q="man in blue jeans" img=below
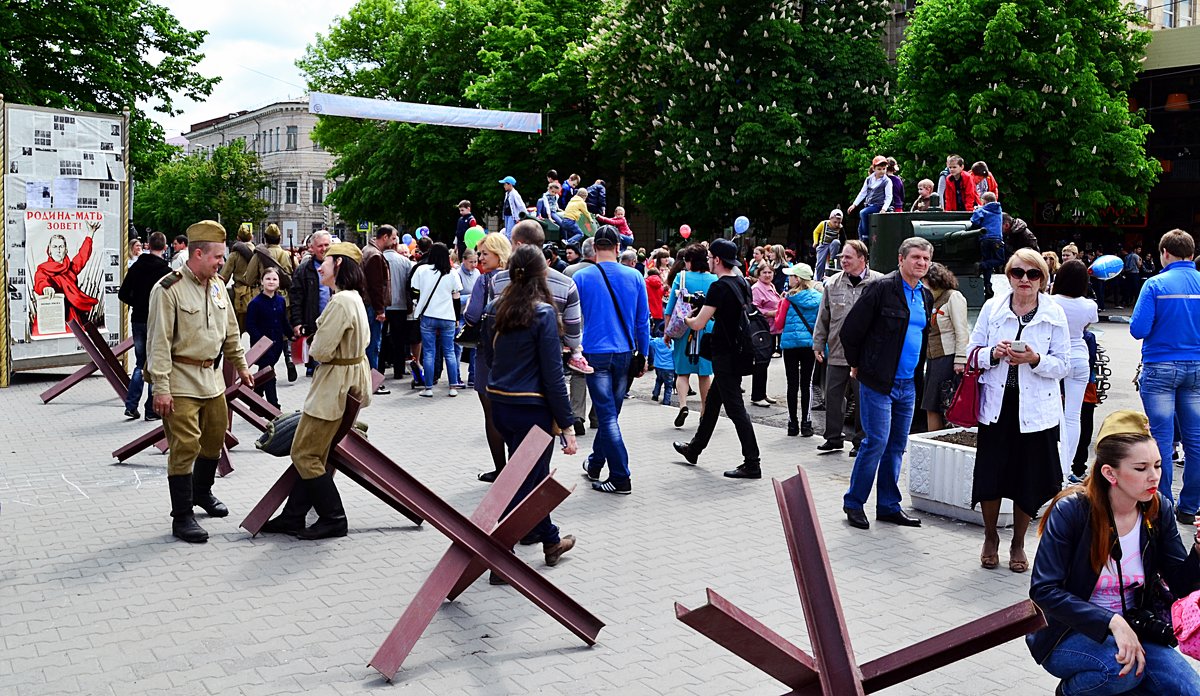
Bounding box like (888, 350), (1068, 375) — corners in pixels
(1131, 229), (1200, 522)
(361, 224), (395, 394)
(572, 226), (650, 494)
(838, 237), (934, 530)
(118, 231), (171, 420)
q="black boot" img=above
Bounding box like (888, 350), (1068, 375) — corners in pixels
(285, 357), (298, 383)
(801, 420), (814, 438)
(260, 479), (312, 535)
(169, 475), (208, 543)
(787, 420), (800, 437)
(192, 457), (229, 517)
(297, 472), (348, 540)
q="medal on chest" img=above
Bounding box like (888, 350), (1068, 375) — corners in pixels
(210, 283), (226, 309)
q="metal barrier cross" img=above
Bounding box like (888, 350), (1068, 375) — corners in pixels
(40, 320), (133, 403)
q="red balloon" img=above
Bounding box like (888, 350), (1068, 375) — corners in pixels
(680, 224), (692, 239)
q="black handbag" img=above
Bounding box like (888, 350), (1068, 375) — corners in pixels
(596, 264), (646, 383)
(454, 321), (481, 349)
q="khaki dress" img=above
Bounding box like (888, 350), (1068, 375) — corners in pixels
(290, 289), (372, 479)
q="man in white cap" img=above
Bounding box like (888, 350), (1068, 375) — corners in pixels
(813, 209), (845, 283)
(499, 176), (525, 239)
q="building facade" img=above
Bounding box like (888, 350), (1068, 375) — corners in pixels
(181, 99), (343, 248)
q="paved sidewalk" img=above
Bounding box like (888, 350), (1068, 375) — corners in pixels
(0, 321), (1191, 695)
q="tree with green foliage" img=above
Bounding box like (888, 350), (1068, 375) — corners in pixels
(0, 0), (218, 180)
(581, 0), (892, 239)
(133, 141), (268, 236)
(300, 0), (599, 239)
(863, 0), (1157, 224)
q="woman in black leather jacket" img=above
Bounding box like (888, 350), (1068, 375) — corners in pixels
(1028, 410), (1200, 695)
(479, 245), (578, 576)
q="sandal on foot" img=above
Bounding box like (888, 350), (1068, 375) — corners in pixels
(980, 553), (1000, 569)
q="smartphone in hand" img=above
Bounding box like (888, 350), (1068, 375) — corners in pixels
(1010, 340), (1027, 353)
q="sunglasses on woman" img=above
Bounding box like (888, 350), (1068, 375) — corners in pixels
(1008, 267), (1044, 281)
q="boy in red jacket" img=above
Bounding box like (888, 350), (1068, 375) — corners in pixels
(942, 155), (980, 212)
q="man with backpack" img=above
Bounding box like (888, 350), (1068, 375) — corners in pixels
(672, 238), (764, 479)
(838, 237), (935, 530)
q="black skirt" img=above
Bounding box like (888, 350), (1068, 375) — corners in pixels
(972, 385), (1062, 517)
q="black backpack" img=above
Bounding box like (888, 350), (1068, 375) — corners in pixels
(724, 276), (774, 373)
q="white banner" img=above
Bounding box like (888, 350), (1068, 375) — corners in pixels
(309, 92), (542, 134)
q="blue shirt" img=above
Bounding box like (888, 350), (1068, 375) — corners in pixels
(572, 261), (651, 355)
(313, 259), (331, 313)
(1130, 260), (1200, 363)
(650, 336), (674, 371)
(896, 278), (927, 379)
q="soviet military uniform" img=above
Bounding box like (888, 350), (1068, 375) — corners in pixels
(148, 248), (249, 542)
(220, 241), (255, 333)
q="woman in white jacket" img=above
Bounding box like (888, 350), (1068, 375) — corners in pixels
(968, 248), (1071, 574)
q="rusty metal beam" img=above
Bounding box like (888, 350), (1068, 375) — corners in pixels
(71, 320), (130, 399)
(40, 336), (133, 403)
(774, 471), (865, 696)
(675, 588), (818, 690)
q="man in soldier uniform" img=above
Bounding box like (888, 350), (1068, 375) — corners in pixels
(148, 220), (253, 543)
(220, 223), (256, 333)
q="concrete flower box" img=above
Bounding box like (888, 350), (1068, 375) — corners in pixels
(907, 427), (1013, 527)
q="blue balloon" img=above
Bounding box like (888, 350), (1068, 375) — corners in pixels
(734, 216), (750, 235)
(401, 233), (414, 245)
(1091, 254), (1124, 281)
(416, 226), (430, 239)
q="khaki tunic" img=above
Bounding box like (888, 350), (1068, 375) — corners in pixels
(245, 243), (295, 289)
(302, 289), (372, 420)
(147, 263), (249, 398)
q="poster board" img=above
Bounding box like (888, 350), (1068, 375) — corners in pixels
(1, 100), (130, 386)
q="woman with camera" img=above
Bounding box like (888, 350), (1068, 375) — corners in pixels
(968, 248), (1071, 573)
(1029, 410), (1200, 695)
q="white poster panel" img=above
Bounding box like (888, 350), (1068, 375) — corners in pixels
(23, 210), (109, 340)
(309, 91), (543, 134)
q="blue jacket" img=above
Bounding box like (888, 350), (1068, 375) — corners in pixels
(780, 289), (822, 350)
(1027, 492), (1200, 664)
(650, 336), (674, 371)
(573, 261), (651, 355)
(1130, 260), (1200, 363)
(970, 201), (1003, 241)
(480, 302), (574, 430)
(586, 183), (606, 216)
(454, 213), (477, 250)
(246, 292), (288, 367)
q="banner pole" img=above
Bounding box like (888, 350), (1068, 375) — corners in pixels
(0, 93), (9, 388)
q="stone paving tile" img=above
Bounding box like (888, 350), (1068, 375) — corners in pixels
(0, 321), (1191, 695)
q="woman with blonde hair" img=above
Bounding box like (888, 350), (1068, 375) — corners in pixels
(968, 247), (1071, 572)
(464, 232), (513, 483)
(1043, 251), (1060, 288)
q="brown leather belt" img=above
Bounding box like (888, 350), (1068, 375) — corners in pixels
(173, 355), (215, 368)
(324, 356), (366, 366)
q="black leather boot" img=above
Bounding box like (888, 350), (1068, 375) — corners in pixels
(261, 479), (312, 535)
(169, 475), (208, 543)
(192, 457), (229, 517)
(297, 472), (348, 540)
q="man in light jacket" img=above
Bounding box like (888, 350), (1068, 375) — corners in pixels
(812, 240), (881, 456)
(499, 176), (526, 239)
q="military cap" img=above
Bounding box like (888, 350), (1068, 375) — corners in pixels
(328, 241), (362, 263)
(185, 220), (227, 244)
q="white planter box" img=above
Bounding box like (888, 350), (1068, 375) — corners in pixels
(907, 427), (1013, 527)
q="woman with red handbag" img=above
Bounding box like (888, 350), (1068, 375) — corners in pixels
(967, 248), (1071, 572)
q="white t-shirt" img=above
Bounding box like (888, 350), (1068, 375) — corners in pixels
(1051, 295), (1099, 360)
(410, 264), (463, 321)
(1089, 513), (1145, 614)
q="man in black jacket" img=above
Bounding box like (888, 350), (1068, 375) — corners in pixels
(289, 231), (332, 376)
(118, 231), (171, 420)
(838, 237), (935, 530)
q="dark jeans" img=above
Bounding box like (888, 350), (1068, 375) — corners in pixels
(493, 403), (560, 546)
(783, 347), (815, 424)
(980, 238), (1005, 296)
(751, 360), (770, 402)
(690, 356), (759, 465)
(584, 351), (632, 482)
(823, 364), (864, 446)
(124, 322), (153, 414)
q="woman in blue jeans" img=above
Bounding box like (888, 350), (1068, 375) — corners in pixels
(479, 245), (578, 578)
(409, 243), (462, 397)
(1028, 410), (1200, 695)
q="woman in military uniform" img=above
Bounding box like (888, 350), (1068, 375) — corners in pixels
(262, 241), (371, 539)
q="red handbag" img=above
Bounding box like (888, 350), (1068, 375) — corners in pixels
(945, 345), (986, 428)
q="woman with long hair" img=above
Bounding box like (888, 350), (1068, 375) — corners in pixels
(769, 243), (789, 294)
(464, 233), (512, 483)
(1052, 260), (1099, 482)
(773, 264), (821, 436)
(921, 263), (968, 431)
(968, 247), (1071, 572)
(480, 245), (578, 571)
(1029, 410), (1200, 694)
(410, 242), (463, 397)
(664, 244), (717, 428)
(261, 242), (372, 539)
(1043, 251), (1061, 289)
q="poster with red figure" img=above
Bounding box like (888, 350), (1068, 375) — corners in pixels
(24, 209), (107, 339)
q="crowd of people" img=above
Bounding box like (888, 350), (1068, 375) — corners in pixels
(122, 159), (1200, 692)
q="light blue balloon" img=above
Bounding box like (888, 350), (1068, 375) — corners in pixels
(416, 226), (430, 238)
(1091, 254), (1124, 281)
(734, 216), (750, 234)
(401, 233), (414, 245)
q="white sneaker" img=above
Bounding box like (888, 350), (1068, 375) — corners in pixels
(448, 389), (458, 397)
(420, 388), (433, 398)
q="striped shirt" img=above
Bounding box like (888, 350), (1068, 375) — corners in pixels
(490, 266), (582, 351)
